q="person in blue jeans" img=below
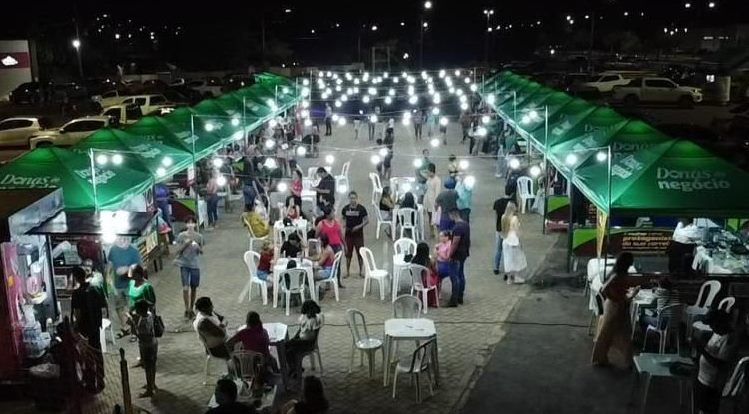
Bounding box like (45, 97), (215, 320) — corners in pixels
(174, 216), (204, 319)
(492, 197), (512, 275)
(447, 209), (470, 307)
(206, 171), (220, 228)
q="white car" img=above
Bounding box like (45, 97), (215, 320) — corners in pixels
(100, 103), (143, 126)
(0, 117), (51, 148)
(613, 77), (703, 107)
(118, 94), (170, 115)
(92, 90), (128, 109)
(187, 79), (223, 97)
(581, 73), (631, 93)
(29, 116), (111, 148)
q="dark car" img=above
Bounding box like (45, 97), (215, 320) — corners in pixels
(163, 86), (203, 105)
(9, 82), (41, 104)
(142, 79), (169, 94)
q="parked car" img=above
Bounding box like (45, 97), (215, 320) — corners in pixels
(92, 90), (129, 108)
(101, 103), (143, 126)
(116, 94), (170, 116)
(613, 77), (703, 107)
(580, 73), (632, 93)
(8, 82), (41, 104)
(29, 116), (111, 148)
(163, 86), (203, 105)
(142, 79), (169, 94)
(187, 78), (223, 97)
(0, 117), (51, 147)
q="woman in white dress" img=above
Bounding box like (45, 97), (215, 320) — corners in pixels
(423, 164), (441, 238)
(501, 201), (528, 284)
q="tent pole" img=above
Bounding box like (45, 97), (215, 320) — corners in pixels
(89, 148), (98, 212)
(604, 145), (612, 271)
(542, 105), (549, 235)
(191, 115), (199, 231)
(567, 170), (574, 272)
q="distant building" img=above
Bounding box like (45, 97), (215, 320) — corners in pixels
(0, 40), (35, 100)
(694, 24), (749, 52)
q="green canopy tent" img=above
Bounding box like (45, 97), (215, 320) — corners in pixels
(125, 115), (224, 161)
(231, 89), (276, 121)
(0, 147), (153, 210)
(72, 128), (194, 180)
(497, 81), (544, 118)
(545, 107), (630, 175)
(164, 107), (235, 151)
(573, 139), (749, 216)
(516, 91), (575, 149)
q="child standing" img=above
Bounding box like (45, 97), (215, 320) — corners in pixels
(434, 231), (452, 281)
(134, 300), (158, 398)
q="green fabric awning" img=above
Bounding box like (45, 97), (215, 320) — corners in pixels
(72, 128), (194, 180)
(0, 147), (153, 210)
(164, 107), (235, 150)
(573, 139), (749, 216)
(125, 115), (224, 161)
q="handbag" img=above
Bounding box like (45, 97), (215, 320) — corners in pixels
(153, 310), (165, 338)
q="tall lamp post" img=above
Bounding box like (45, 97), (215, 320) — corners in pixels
(420, 1), (433, 69)
(483, 9), (495, 64)
(72, 39), (84, 80)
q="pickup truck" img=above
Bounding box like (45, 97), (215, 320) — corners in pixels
(92, 90), (128, 109)
(116, 94), (170, 116)
(613, 77), (703, 107)
(100, 103), (143, 126)
(29, 116), (111, 148)
(580, 73), (632, 93)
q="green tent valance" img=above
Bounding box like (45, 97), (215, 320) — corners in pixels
(0, 147), (153, 210)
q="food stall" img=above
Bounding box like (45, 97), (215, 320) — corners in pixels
(0, 189), (63, 382)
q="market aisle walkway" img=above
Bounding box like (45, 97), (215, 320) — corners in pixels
(1, 122), (559, 414)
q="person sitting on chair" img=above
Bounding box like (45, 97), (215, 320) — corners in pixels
(206, 378), (257, 414)
(285, 301), (323, 378)
(194, 297), (230, 360)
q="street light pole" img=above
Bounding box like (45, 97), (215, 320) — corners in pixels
(72, 39), (84, 80)
(420, 1), (432, 69)
(483, 9), (495, 64)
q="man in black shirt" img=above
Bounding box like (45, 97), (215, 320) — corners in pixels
(280, 233), (303, 258)
(493, 196), (512, 275)
(341, 191), (369, 277)
(313, 167), (335, 212)
(448, 209), (471, 307)
(71, 266), (106, 391)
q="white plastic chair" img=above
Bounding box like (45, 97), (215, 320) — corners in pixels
(643, 304), (683, 354)
(360, 247), (390, 301)
(315, 251), (342, 302)
(722, 356), (749, 407)
(516, 176), (536, 214)
(336, 161), (351, 192)
(277, 226), (300, 248)
(692, 296), (737, 336)
(307, 167), (319, 180)
(345, 309), (384, 377)
(588, 292), (604, 336)
(242, 251), (268, 305)
(685, 280), (722, 337)
(393, 295), (422, 318)
(306, 238), (321, 259)
(280, 268), (309, 316)
(394, 238), (417, 257)
(397, 208), (418, 240)
(408, 264), (439, 314)
(391, 339), (436, 402)
(372, 200), (393, 240)
(99, 318), (116, 353)
(230, 350), (265, 393)
(244, 216), (269, 253)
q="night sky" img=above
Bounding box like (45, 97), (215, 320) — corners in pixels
(1, 0), (747, 68)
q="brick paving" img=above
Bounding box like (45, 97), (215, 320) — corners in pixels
(1, 123), (560, 414)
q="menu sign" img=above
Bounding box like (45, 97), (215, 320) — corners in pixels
(573, 228), (673, 257)
(620, 231), (672, 253)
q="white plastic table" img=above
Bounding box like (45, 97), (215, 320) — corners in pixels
(382, 318), (439, 388)
(631, 353), (693, 414)
(391, 254), (410, 302)
(272, 258), (316, 307)
(273, 218), (308, 246)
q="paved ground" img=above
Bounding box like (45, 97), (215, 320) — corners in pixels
(0, 121), (560, 414)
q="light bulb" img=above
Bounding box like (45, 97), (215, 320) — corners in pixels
(530, 165), (542, 177)
(162, 156), (173, 167)
(486, 94), (496, 105)
(440, 117), (448, 126)
(325, 154), (335, 164)
(304, 119), (312, 127)
(596, 151), (608, 162)
(231, 117), (240, 127)
(368, 87), (376, 95)
(212, 158), (224, 168)
(432, 107), (439, 115)
(277, 182), (289, 193)
(296, 146), (307, 157)
(402, 118), (410, 126)
(413, 159), (423, 168)
(481, 115), (490, 124)
(111, 153), (123, 166)
(332, 114), (339, 122)
(216, 175), (227, 187)
(430, 138), (439, 148)
(459, 159), (469, 170)
(379, 148), (388, 157)
(409, 96), (418, 105)
(205, 123), (215, 132)
(476, 127), (487, 137)
(388, 88), (396, 96)
(509, 158), (521, 170)
(156, 167), (167, 177)
(470, 84), (478, 92)
(337, 184), (348, 194)
(269, 119), (278, 128)
(102, 232), (117, 244)
(464, 176), (476, 188)
(341, 94), (348, 102)
(95, 154), (108, 165)
(369, 115), (378, 123)
(460, 102), (469, 111)
(337, 117), (346, 126)
(439, 69), (446, 78)
(265, 139), (275, 149)
(565, 154), (578, 166)
(529, 110), (538, 119)
(370, 154), (381, 165)
(363, 95), (371, 103)
(264, 158), (278, 169)
(384, 96), (393, 105)
(335, 100), (342, 108)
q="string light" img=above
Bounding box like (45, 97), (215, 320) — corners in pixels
(337, 117), (347, 126)
(162, 156), (173, 167)
(509, 158), (521, 170)
(530, 165), (541, 177)
(370, 155), (381, 165)
(216, 175), (228, 187)
(413, 159), (423, 168)
(325, 154), (335, 164)
(459, 159), (469, 170)
(277, 182), (288, 193)
(111, 154), (123, 166)
(96, 154), (108, 165)
(565, 154), (578, 166)
(212, 158), (224, 168)
(430, 138), (440, 147)
(296, 146), (307, 157)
